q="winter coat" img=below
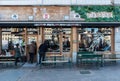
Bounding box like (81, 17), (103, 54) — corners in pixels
(14, 47), (21, 58)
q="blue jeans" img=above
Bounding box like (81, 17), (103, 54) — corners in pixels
(39, 52), (45, 64)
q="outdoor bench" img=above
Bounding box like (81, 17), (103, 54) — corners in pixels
(0, 55), (15, 64)
(103, 53), (120, 65)
(41, 54), (71, 67)
(77, 51), (103, 67)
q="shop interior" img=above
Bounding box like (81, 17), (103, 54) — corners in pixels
(1, 27), (72, 58)
(0, 27), (112, 61)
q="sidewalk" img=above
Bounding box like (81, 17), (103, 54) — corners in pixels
(0, 69), (29, 81)
(0, 63), (120, 81)
(0, 63), (34, 81)
(18, 63), (120, 81)
(18, 64), (120, 81)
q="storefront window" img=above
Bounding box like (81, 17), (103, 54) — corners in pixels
(44, 28), (60, 52)
(78, 27), (111, 52)
(62, 28), (71, 52)
(44, 28), (71, 52)
(2, 28), (24, 56)
(27, 28), (38, 44)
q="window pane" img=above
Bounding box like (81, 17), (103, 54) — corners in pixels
(44, 28), (60, 52)
(78, 27), (111, 51)
(62, 28), (71, 52)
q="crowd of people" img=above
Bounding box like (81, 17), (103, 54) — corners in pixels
(0, 40), (51, 66)
(1, 37), (71, 66)
(1, 38), (67, 67)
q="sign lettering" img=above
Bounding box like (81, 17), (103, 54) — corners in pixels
(87, 12), (113, 18)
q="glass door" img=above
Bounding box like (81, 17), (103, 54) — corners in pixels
(26, 28), (38, 62)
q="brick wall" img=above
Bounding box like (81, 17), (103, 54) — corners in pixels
(0, 0), (112, 5)
(0, 6), (70, 21)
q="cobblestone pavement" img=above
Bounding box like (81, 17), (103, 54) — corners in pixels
(0, 63), (120, 81)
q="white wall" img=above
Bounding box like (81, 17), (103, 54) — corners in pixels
(43, 0), (71, 5)
(76, 0), (112, 5)
(0, 0), (112, 5)
(114, 0), (120, 5)
(0, 0), (41, 5)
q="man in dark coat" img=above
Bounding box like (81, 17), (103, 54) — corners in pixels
(38, 41), (48, 64)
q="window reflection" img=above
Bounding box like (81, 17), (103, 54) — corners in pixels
(44, 28), (71, 52)
(78, 28), (111, 51)
(44, 28), (60, 52)
(63, 37), (70, 52)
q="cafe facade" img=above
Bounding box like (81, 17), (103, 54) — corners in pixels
(0, 6), (120, 63)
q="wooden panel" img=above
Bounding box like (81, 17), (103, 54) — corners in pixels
(111, 27), (115, 53)
(0, 28), (2, 54)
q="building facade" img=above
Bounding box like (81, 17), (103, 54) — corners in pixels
(0, 0), (120, 63)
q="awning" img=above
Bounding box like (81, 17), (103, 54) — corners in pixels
(0, 21), (120, 27)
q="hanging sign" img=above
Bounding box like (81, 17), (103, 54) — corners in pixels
(34, 23), (81, 26)
(43, 13), (50, 19)
(11, 14), (18, 20)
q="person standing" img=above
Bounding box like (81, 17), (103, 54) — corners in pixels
(8, 41), (14, 56)
(14, 43), (21, 66)
(38, 40), (48, 64)
(29, 41), (36, 63)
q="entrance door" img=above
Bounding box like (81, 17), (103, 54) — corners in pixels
(26, 28), (38, 62)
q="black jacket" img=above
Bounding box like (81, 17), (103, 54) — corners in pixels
(38, 43), (48, 53)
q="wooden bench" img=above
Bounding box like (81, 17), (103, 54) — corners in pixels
(103, 53), (120, 65)
(40, 54), (71, 67)
(41, 60), (69, 63)
(77, 51), (103, 67)
(0, 56), (15, 64)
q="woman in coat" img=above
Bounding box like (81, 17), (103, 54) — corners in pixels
(14, 44), (21, 66)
